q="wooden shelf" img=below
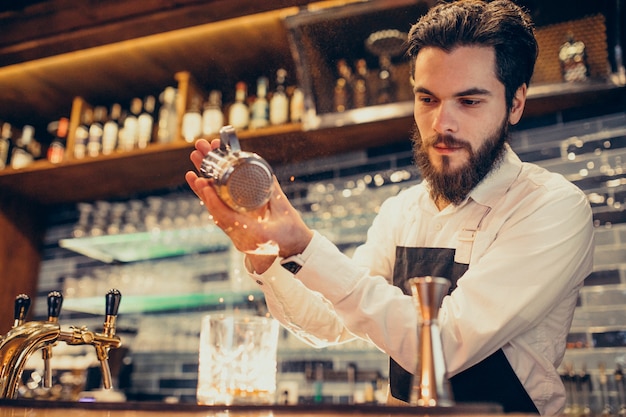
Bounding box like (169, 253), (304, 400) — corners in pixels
(0, 117), (412, 205)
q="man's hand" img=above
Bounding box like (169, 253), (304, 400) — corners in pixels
(185, 139), (314, 273)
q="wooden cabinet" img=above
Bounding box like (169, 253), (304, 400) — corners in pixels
(0, 0), (624, 332)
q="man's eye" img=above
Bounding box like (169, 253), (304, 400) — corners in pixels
(418, 96), (434, 104)
(461, 99), (481, 106)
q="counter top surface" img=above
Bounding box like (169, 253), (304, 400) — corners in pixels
(0, 399), (522, 417)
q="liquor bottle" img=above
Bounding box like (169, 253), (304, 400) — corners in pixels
(334, 59), (353, 112)
(0, 122), (13, 170)
(73, 108), (92, 159)
(376, 55), (395, 105)
(137, 95), (156, 149)
(87, 106), (106, 157)
(102, 103), (121, 155)
(181, 95), (203, 143)
(157, 86), (178, 143)
(228, 81), (250, 130)
(47, 117), (69, 164)
(201, 90), (224, 137)
(559, 31), (589, 83)
(290, 86), (305, 123)
(250, 76), (270, 129)
(269, 69), (289, 126)
(119, 98), (142, 151)
(11, 125), (36, 169)
(352, 59), (369, 108)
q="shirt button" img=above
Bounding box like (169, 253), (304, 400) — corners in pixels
(256, 280), (263, 286)
(434, 223), (442, 231)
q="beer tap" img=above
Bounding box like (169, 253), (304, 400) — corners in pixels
(93, 288), (122, 389)
(56, 288), (122, 390)
(42, 291), (63, 388)
(0, 289), (123, 399)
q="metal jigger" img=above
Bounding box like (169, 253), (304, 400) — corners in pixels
(409, 276), (454, 407)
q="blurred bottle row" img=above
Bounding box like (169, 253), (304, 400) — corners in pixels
(0, 68), (304, 171)
(182, 68), (305, 142)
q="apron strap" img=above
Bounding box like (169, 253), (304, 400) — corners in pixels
(454, 205), (491, 265)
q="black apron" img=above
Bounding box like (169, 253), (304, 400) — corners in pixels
(390, 244), (539, 414)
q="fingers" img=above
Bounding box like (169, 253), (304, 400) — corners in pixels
(195, 178), (240, 232)
(190, 139), (221, 171)
(185, 172), (240, 235)
(184, 171), (202, 198)
(194, 138), (214, 154)
(190, 150), (204, 171)
(184, 172), (220, 212)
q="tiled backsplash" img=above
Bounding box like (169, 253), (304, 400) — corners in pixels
(33, 110), (626, 411)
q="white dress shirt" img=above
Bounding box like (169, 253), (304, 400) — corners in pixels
(248, 144), (594, 415)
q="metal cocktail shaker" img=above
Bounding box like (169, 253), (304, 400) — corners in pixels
(199, 125), (274, 212)
(409, 276), (455, 407)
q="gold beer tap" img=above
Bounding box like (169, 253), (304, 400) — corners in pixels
(0, 289), (123, 399)
(42, 291), (63, 389)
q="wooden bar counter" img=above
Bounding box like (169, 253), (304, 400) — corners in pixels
(0, 399), (518, 417)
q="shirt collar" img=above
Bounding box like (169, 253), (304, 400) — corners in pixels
(467, 143), (523, 208)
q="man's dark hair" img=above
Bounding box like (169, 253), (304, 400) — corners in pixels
(407, 0), (538, 109)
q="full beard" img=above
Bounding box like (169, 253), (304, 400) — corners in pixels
(412, 118), (509, 206)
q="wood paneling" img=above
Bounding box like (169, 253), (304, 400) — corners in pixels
(0, 194), (44, 333)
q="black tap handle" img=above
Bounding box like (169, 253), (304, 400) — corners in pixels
(47, 291), (63, 319)
(14, 294), (31, 321)
(14, 294), (31, 324)
(105, 288), (122, 316)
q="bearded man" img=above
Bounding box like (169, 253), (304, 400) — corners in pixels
(186, 1), (594, 414)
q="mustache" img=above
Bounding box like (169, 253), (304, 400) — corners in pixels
(424, 133), (471, 150)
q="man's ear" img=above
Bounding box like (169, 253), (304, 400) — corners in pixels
(509, 84), (528, 125)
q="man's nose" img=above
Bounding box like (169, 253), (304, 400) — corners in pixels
(432, 102), (458, 134)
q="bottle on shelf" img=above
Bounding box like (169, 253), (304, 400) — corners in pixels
(119, 98), (142, 151)
(228, 81), (250, 130)
(73, 108), (92, 159)
(201, 90), (224, 137)
(47, 117), (69, 164)
(181, 95), (203, 143)
(250, 76), (270, 129)
(0, 122), (13, 170)
(102, 103), (121, 155)
(352, 59), (370, 109)
(290, 86), (305, 123)
(137, 95), (156, 149)
(11, 125), (36, 169)
(87, 106), (106, 157)
(157, 87), (178, 143)
(376, 55), (395, 105)
(334, 59), (353, 112)
(270, 69), (289, 126)
(559, 31), (589, 83)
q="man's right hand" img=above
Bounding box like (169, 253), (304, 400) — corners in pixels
(185, 139), (314, 273)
